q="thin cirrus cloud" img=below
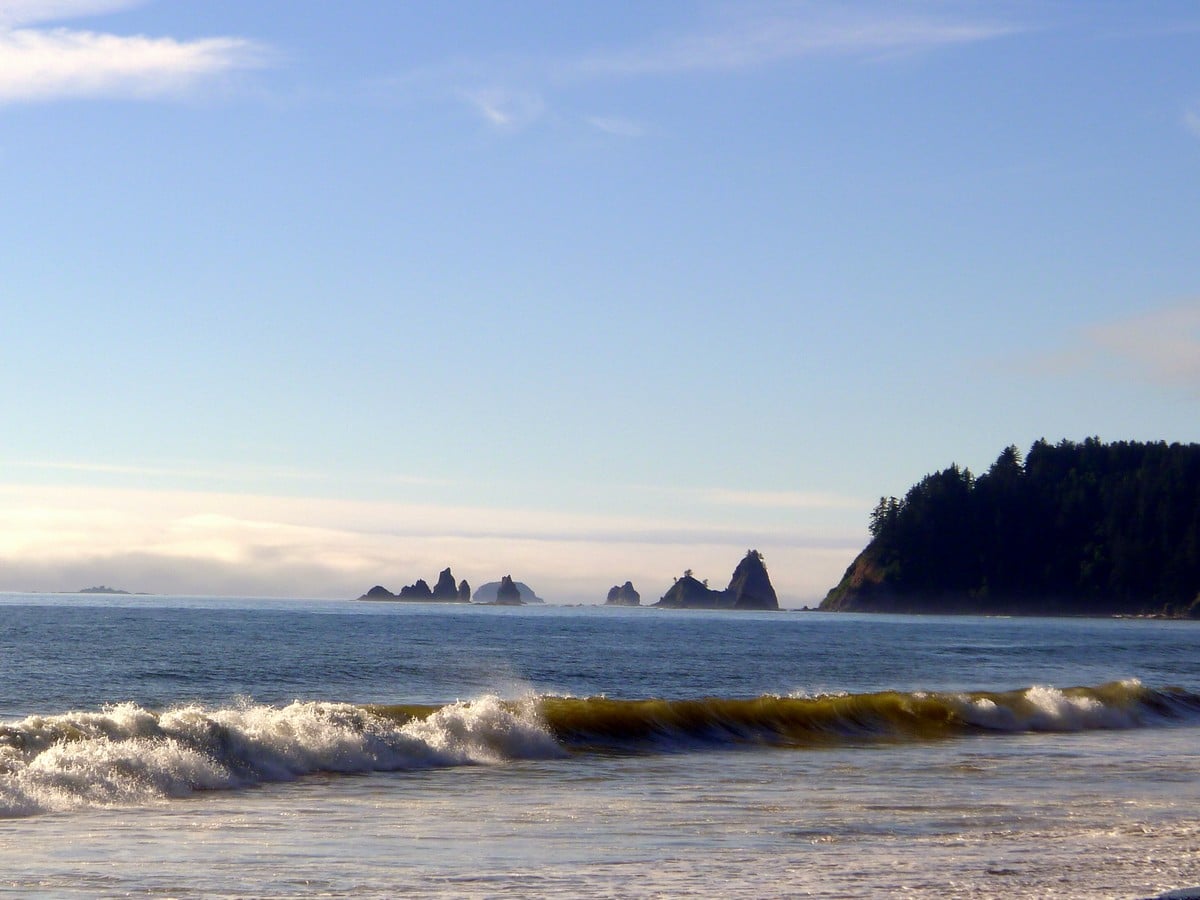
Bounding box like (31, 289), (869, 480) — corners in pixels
(0, 0), (265, 104)
(1027, 301), (1200, 391)
(572, 5), (1021, 77)
(1185, 109), (1200, 140)
(1084, 303), (1200, 388)
(437, 4), (1018, 131)
(584, 115), (647, 138)
(459, 86), (545, 129)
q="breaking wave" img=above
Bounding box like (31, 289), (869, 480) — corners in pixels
(3, 681), (1197, 817)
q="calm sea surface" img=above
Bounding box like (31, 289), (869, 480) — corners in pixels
(2, 593), (1198, 898)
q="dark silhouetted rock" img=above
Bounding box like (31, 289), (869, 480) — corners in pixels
(398, 578), (433, 600)
(727, 550), (779, 610)
(473, 581), (544, 603)
(495, 575), (524, 605)
(431, 567), (463, 601)
(358, 585), (396, 601)
(357, 568), (473, 603)
(654, 551), (780, 610)
(655, 573), (725, 609)
(605, 581), (641, 606)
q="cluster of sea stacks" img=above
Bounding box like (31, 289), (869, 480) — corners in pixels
(358, 551), (779, 611)
(599, 550), (780, 609)
(359, 567), (470, 603)
(358, 570), (545, 605)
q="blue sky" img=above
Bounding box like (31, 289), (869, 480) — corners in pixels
(2, 1), (1198, 604)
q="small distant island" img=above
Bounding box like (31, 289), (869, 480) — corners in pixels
(78, 586), (131, 595)
(472, 579), (543, 604)
(821, 438), (1200, 618)
(655, 550), (779, 610)
(605, 581), (641, 606)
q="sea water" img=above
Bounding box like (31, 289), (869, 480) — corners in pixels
(1, 594), (1198, 898)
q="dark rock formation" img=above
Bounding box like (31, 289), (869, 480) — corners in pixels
(473, 581), (544, 604)
(656, 573), (725, 609)
(727, 550), (779, 610)
(357, 567), (471, 602)
(431, 567), (461, 601)
(398, 578), (433, 600)
(494, 575), (524, 605)
(654, 551), (780, 610)
(605, 581), (641, 606)
(359, 585), (396, 601)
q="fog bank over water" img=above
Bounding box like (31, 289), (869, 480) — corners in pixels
(0, 484), (861, 604)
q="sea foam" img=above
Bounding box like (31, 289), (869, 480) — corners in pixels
(0, 696), (562, 817)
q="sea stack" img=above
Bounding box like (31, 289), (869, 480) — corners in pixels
(605, 581), (641, 606)
(726, 550), (779, 610)
(654, 551), (780, 610)
(398, 578), (433, 601)
(431, 567), (468, 602)
(359, 585), (396, 600)
(356, 566), (471, 602)
(495, 575), (524, 605)
(472, 580), (545, 604)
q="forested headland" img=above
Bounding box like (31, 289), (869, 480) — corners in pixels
(822, 438), (1200, 618)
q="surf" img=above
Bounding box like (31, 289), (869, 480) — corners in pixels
(3, 680), (1197, 817)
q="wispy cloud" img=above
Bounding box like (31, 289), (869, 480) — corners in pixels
(585, 115), (647, 138)
(0, 0), (265, 104)
(639, 484), (867, 511)
(460, 86), (544, 129)
(1084, 303), (1200, 387)
(574, 5), (1020, 77)
(1185, 108), (1200, 140)
(375, 3), (1020, 133)
(1026, 301), (1200, 391)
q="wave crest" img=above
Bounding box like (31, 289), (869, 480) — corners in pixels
(0, 696), (561, 817)
(3, 682), (1197, 816)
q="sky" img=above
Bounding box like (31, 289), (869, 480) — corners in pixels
(1, 1), (1198, 605)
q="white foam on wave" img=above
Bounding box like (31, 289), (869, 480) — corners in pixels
(0, 696), (564, 817)
(953, 682), (1143, 732)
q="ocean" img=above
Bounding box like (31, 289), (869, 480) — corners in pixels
(2, 592), (1198, 898)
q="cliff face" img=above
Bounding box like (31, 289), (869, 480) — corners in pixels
(654, 551), (780, 610)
